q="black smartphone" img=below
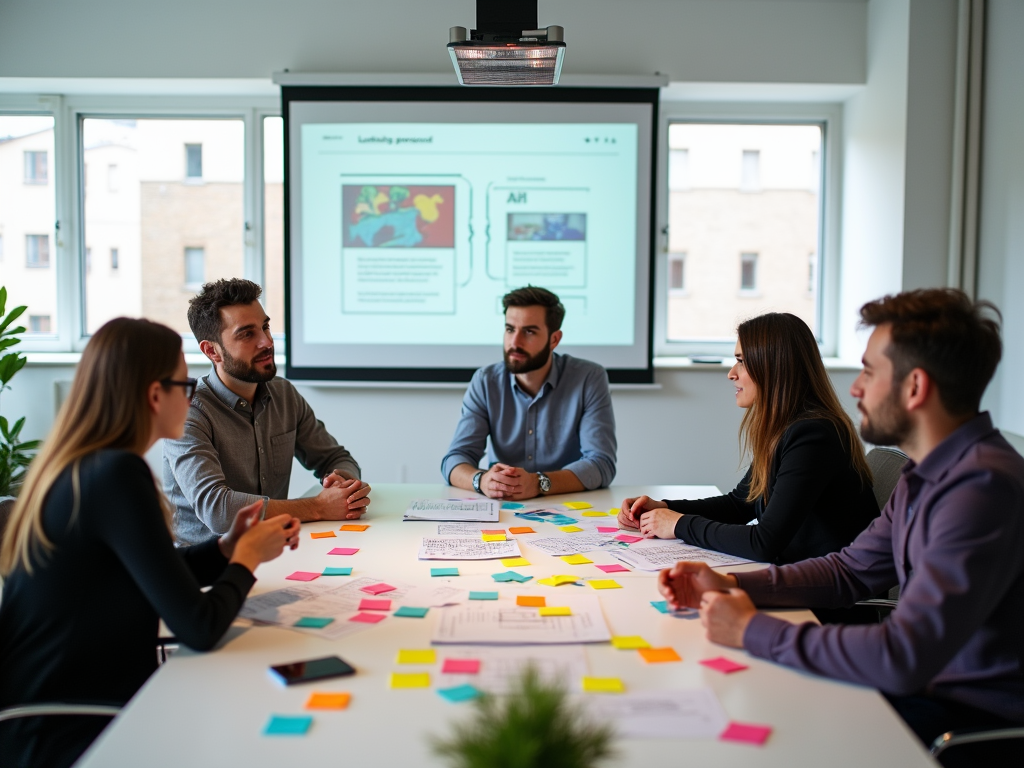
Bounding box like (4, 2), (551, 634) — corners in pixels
(269, 656), (356, 686)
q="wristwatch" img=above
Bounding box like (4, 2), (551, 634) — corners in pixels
(472, 470), (484, 494)
(536, 471), (552, 495)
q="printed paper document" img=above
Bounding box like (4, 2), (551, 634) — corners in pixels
(404, 499), (499, 522)
(587, 689), (729, 739)
(432, 594), (611, 644)
(611, 542), (752, 571)
(419, 537), (522, 560)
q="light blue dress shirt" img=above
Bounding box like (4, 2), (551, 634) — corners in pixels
(441, 353), (617, 489)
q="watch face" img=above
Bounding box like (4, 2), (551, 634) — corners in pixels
(538, 474), (551, 492)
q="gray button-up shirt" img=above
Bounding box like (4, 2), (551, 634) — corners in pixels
(163, 369), (361, 546)
(440, 353), (617, 489)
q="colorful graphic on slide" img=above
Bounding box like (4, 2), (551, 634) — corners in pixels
(343, 185), (455, 248)
(507, 213), (586, 241)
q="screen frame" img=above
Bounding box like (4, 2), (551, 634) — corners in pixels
(281, 85), (658, 384)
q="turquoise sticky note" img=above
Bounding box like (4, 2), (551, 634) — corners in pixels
(431, 567), (460, 577)
(322, 567), (352, 576)
(438, 684), (481, 703)
(469, 591), (499, 600)
(293, 616), (334, 628)
(501, 502), (525, 510)
(264, 715), (313, 736)
(491, 571), (516, 582)
(395, 606), (429, 618)
(508, 572), (533, 583)
(651, 600), (670, 613)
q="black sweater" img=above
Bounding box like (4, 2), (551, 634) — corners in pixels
(0, 450), (255, 768)
(668, 418), (879, 564)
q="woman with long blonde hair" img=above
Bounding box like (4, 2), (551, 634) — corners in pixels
(0, 318), (299, 768)
(618, 312), (878, 564)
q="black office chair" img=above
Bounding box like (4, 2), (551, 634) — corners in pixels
(856, 446), (910, 616)
(931, 726), (1024, 767)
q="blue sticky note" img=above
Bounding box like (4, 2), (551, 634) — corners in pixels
(293, 616), (334, 628)
(651, 600), (669, 613)
(491, 571), (515, 582)
(501, 502), (525, 510)
(508, 572), (533, 583)
(438, 684), (481, 703)
(395, 606), (429, 618)
(469, 591), (499, 600)
(264, 715), (313, 736)
(322, 567), (352, 576)
(432, 567), (460, 577)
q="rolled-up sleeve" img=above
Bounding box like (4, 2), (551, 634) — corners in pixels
(561, 367), (616, 489)
(441, 372), (490, 483)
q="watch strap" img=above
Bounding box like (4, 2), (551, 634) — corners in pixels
(472, 470), (484, 494)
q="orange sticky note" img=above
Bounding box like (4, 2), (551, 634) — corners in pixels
(305, 692), (351, 709)
(481, 529), (505, 535)
(516, 595), (546, 607)
(639, 647), (682, 663)
(311, 531), (336, 539)
(508, 526), (535, 534)
(340, 524), (369, 532)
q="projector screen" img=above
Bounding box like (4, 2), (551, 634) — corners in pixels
(283, 87), (657, 382)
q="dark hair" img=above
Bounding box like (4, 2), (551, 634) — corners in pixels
(859, 289), (1002, 416)
(501, 285), (566, 333)
(187, 278), (264, 344)
(738, 313), (871, 503)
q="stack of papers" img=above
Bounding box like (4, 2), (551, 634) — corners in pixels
(404, 499), (500, 522)
(526, 534), (624, 557)
(611, 542), (752, 571)
(419, 537), (522, 560)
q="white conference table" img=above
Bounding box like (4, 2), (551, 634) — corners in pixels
(78, 484), (935, 768)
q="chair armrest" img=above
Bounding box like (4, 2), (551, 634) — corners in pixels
(855, 598), (899, 609)
(931, 726), (1024, 757)
(0, 703), (120, 724)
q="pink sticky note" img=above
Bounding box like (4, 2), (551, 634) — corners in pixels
(481, 529), (505, 535)
(349, 612), (386, 624)
(700, 656), (750, 674)
(719, 722), (772, 746)
(360, 582), (397, 595)
(359, 598), (391, 611)
(597, 526), (619, 533)
(328, 547), (359, 556)
(442, 658), (481, 674)
(615, 534), (643, 544)
(596, 563), (630, 573)
(285, 571), (320, 581)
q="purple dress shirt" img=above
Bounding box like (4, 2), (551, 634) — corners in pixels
(736, 412), (1024, 722)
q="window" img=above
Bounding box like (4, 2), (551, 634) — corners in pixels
(107, 163), (119, 193)
(28, 315), (51, 333)
(663, 122), (823, 345)
(740, 252), (758, 292)
(185, 143), (202, 179)
(24, 150), (47, 184)
(263, 115), (285, 332)
(184, 246), (205, 287)
(26, 234), (49, 267)
(85, 246), (91, 273)
(110, 247), (119, 270)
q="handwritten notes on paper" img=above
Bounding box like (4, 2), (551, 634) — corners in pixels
(435, 645), (588, 694)
(526, 534), (618, 557)
(432, 594), (611, 645)
(405, 499), (500, 522)
(612, 542), (753, 571)
(419, 537), (522, 561)
(587, 689), (728, 739)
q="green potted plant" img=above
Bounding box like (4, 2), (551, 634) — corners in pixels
(432, 666), (615, 768)
(0, 286), (40, 505)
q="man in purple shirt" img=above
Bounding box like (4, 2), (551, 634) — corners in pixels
(659, 289), (1024, 757)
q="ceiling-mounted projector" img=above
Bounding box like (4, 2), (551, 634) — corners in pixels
(448, 0), (565, 86)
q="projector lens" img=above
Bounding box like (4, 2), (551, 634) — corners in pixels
(448, 42), (566, 86)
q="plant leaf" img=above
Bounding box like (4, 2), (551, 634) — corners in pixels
(0, 304), (27, 335)
(0, 286), (6, 316)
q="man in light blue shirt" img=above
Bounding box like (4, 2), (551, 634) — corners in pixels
(441, 286), (617, 500)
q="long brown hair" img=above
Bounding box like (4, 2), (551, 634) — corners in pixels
(737, 313), (871, 503)
(0, 318), (182, 576)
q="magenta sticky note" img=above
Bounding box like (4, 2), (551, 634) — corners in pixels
(328, 547), (359, 556)
(596, 563), (630, 573)
(360, 583), (397, 595)
(442, 658), (480, 674)
(285, 571), (320, 582)
(597, 526), (619, 533)
(349, 612), (387, 624)
(359, 598), (391, 611)
(719, 722), (772, 745)
(615, 534), (643, 544)
(700, 656), (749, 674)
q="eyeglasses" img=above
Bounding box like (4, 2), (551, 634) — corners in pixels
(162, 377), (198, 399)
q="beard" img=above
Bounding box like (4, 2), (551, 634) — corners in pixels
(858, 384), (912, 446)
(221, 346), (277, 384)
(504, 343), (552, 374)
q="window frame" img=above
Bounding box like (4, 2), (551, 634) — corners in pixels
(654, 101), (843, 359)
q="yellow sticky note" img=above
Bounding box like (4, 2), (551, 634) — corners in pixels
(340, 524), (369, 532)
(581, 511), (609, 517)
(538, 574), (580, 587)
(608, 508), (619, 514)
(639, 647), (682, 663)
(305, 692), (351, 709)
(559, 525), (583, 533)
(589, 579), (622, 590)
(482, 533), (506, 542)
(539, 606), (572, 616)
(564, 502), (593, 510)
(501, 557), (531, 567)
(390, 673), (431, 689)
(397, 649), (437, 665)
(517, 595), (546, 607)
(310, 531), (337, 539)
(583, 676), (625, 693)
(560, 554), (593, 565)
(611, 635), (651, 650)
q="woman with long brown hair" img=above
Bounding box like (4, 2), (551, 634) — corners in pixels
(0, 318), (300, 768)
(617, 312), (878, 564)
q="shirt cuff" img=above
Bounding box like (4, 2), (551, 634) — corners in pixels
(743, 611), (790, 660)
(441, 455), (478, 484)
(332, 463), (361, 481)
(560, 459), (602, 489)
(733, 567), (774, 597)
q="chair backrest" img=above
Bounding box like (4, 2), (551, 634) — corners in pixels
(866, 447), (909, 511)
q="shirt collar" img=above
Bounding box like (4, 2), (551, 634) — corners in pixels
(906, 411), (997, 483)
(204, 366), (271, 410)
(509, 353), (563, 397)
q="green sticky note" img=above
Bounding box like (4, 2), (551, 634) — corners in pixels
(395, 606), (429, 618)
(438, 684), (481, 703)
(264, 715), (313, 735)
(293, 616), (334, 628)
(431, 567), (460, 577)
(322, 567), (352, 576)
(469, 591), (499, 600)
